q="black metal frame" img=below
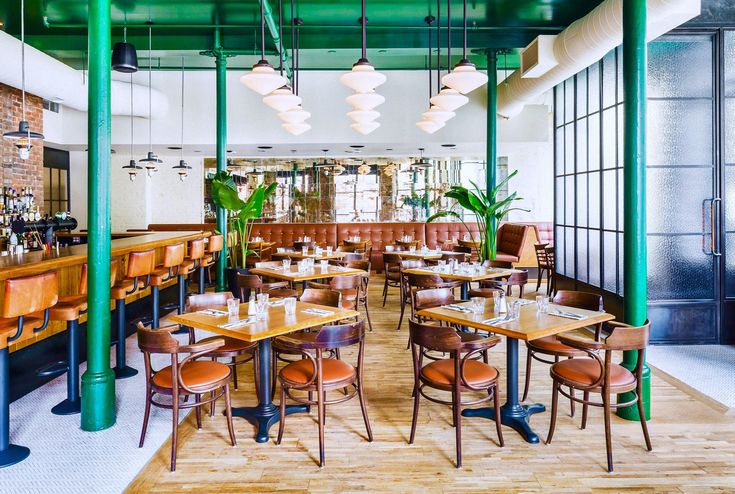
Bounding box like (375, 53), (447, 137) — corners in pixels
(42, 147), (71, 215)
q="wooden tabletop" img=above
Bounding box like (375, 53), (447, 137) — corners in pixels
(250, 264), (366, 282)
(384, 250), (450, 260)
(417, 299), (615, 341)
(403, 265), (518, 282)
(168, 301), (359, 343)
(271, 250), (346, 261)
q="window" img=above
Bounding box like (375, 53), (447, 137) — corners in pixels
(43, 147), (70, 215)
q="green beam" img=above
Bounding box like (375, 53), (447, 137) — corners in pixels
(619, 0), (650, 421)
(215, 33), (229, 291)
(81, 0), (116, 431)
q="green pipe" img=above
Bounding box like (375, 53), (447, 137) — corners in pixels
(262, 0), (291, 78)
(486, 50), (498, 195)
(618, 0), (650, 421)
(81, 0), (116, 432)
(423, 167), (430, 219)
(215, 32), (228, 291)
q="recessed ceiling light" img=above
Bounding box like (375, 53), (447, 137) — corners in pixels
(290, 149), (297, 153)
(257, 145), (273, 150)
(167, 146), (182, 150)
(349, 145), (365, 149)
(227, 149), (233, 153)
(441, 143), (457, 148)
(385, 148), (393, 151)
(328, 49), (337, 54)
(378, 49), (387, 53)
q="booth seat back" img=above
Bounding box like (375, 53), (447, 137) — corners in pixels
(532, 222), (554, 244)
(249, 223), (338, 248)
(336, 222), (426, 272)
(424, 222), (481, 249)
(496, 223), (529, 263)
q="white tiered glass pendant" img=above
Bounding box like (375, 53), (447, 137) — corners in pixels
(263, 85), (302, 112)
(416, 119), (445, 134)
(441, 0), (488, 94)
(278, 105), (311, 124)
(283, 122), (312, 136)
(347, 110), (380, 124)
(351, 122), (380, 135)
(430, 86), (469, 111)
(422, 105), (455, 123)
(241, 0), (288, 95)
(346, 91), (385, 110)
(340, 60), (386, 93)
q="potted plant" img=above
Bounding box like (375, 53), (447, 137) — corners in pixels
(427, 170), (529, 262)
(210, 170), (277, 293)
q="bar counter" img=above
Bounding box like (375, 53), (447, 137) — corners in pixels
(2, 231), (209, 352)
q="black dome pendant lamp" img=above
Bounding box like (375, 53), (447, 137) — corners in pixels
(171, 57), (191, 181)
(112, 26), (138, 73)
(138, 25), (162, 177)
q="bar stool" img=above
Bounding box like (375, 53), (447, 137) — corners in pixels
(182, 238), (206, 295)
(47, 260), (118, 415)
(201, 234), (224, 286)
(110, 249), (156, 379)
(149, 243), (185, 329)
(0, 271), (58, 467)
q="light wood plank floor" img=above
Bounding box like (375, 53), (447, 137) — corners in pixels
(128, 278), (735, 493)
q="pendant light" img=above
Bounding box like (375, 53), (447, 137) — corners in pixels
(415, 119), (444, 134)
(241, 0), (288, 95)
(121, 74), (142, 181)
(410, 148), (433, 169)
(278, 106), (311, 124)
(422, 106), (455, 123)
(345, 91), (384, 111)
(441, 0), (487, 94)
(431, 0), (468, 110)
(3, 0), (44, 160)
(347, 110), (380, 124)
(350, 122), (380, 135)
(263, 0), (302, 112)
(112, 26), (139, 73)
(281, 9), (311, 135)
(417, 14), (450, 134)
(138, 25), (161, 177)
(171, 57), (191, 181)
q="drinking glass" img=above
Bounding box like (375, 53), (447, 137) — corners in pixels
(492, 291), (502, 314)
(542, 296), (550, 313)
(471, 296), (485, 315)
(256, 293), (269, 320)
(437, 259), (446, 267)
(385, 245), (394, 252)
(284, 297), (297, 316)
(276, 247), (284, 253)
(282, 259), (291, 271)
(226, 297), (240, 317)
(326, 245), (333, 255)
(320, 259), (328, 269)
(302, 246), (309, 256)
(409, 245), (416, 253)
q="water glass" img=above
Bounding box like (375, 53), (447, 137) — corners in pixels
(276, 247), (285, 253)
(541, 296), (550, 313)
(226, 297), (240, 317)
(320, 259), (328, 269)
(385, 245), (394, 252)
(437, 259), (446, 267)
(302, 246), (309, 256)
(509, 301), (521, 321)
(282, 259), (291, 271)
(315, 246), (323, 256)
(409, 245), (416, 253)
(326, 246), (333, 255)
(471, 296), (485, 315)
(492, 291), (502, 313)
(256, 293), (269, 320)
(284, 297), (297, 316)
(535, 295), (545, 313)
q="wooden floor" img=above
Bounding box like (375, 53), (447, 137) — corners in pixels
(128, 278), (735, 493)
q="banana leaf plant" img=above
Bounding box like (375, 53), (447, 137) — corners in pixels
(426, 170), (529, 262)
(210, 171), (277, 268)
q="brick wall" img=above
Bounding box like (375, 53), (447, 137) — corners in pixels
(0, 83), (44, 205)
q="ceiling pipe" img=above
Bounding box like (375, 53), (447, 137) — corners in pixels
(0, 31), (168, 117)
(496, 0), (701, 119)
(262, 0), (291, 78)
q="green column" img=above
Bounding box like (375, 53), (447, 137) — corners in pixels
(423, 167), (430, 219)
(215, 43), (228, 291)
(619, 0), (650, 421)
(291, 163), (297, 222)
(486, 50), (498, 195)
(81, 0), (116, 431)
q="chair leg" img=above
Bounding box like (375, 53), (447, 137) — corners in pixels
(454, 386), (462, 468)
(271, 351), (278, 400)
(224, 385), (236, 446)
(602, 388), (614, 472)
(409, 380), (420, 444)
(317, 382), (326, 467)
(493, 385), (504, 447)
(231, 357), (239, 390)
(139, 390), (152, 448)
(581, 391), (589, 429)
(536, 267), (543, 292)
(638, 392), (653, 452)
(357, 374), (373, 442)
(569, 386), (576, 418)
(210, 390), (216, 418)
(382, 279), (388, 307)
(363, 299), (373, 332)
(170, 394), (179, 472)
(396, 293), (406, 331)
(195, 394), (202, 429)
(546, 381), (560, 444)
(276, 385), (287, 445)
(522, 348), (533, 402)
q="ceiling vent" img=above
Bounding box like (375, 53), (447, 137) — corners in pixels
(520, 35), (558, 79)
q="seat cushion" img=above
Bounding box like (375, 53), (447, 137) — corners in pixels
(110, 278), (136, 300)
(551, 359), (635, 389)
(179, 259), (197, 276)
(199, 336), (256, 354)
(527, 335), (586, 356)
(494, 252), (520, 263)
(0, 315), (46, 348)
(280, 358), (356, 385)
(49, 294), (88, 321)
(421, 359), (498, 387)
(149, 267), (173, 287)
(152, 360), (231, 389)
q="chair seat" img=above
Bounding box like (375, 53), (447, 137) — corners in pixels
(150, 267), (174, 287)
(527, 335), (587, 356)
(202, 255), (215, 267)
(551, 358), (635, 390)
(494, 252), (520, 263)
(0, 315), (46, 347)
(421, 359), (498, 387)
(199, 335), (256, 356)
(280, 358), (356, 386)
(152, 360), (231, 390)
(179, 259), (197, 276)
(49, 294), (88, 321)
(110, 278), (136, 300)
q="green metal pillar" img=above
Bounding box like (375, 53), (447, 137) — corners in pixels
(291, 163), (297, 221)
(619, 0), (650, 421)
(214, 32), (228, 292)
(81, 0), (116, 431)
(486, 50), (498, 195)
(423, 167), (430, 219)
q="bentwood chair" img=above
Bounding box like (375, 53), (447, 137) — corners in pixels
(408, 320), (503, 468)
(275, 319), (372, 467)
(544, 245), (556, 295)
(136, 322), (236, 472)
(345, 259), (373, 330)
(396, 259), (426, 331)
(480, 260), (529, 298)
(546, 320), (652, 472)
(522, 290), (604, 417)
(237, 273), (290, 301)
(382, 252), (403, 306)
(440, 252), (468, 263)
(394, 239), (419, 250)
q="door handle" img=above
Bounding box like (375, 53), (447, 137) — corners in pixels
(712, 197), (722, 257)
(702, 198), (713, 255)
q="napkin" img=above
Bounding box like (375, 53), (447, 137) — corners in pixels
(219, 318), (256, 329)
(481, 316), (512, 325)
(198, 309), (228, 316)
(303, 308), (335, 316)
(443, 304), (473, 313)
(549, 310), (586, 320)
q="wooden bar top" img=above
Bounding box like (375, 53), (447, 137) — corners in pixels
(0, 231), (209, 280)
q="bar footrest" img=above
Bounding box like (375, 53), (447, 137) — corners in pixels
(36, 361), (67, 379)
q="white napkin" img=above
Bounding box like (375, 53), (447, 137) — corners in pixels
(549, 310), (586, 320)
(198, 309), (228, 316)
(481, 316), (512, 325)
(303, 308), (335, 316)
(219, 318), (256, 329)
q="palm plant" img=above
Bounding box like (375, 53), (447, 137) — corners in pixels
(210, 171), (277, 268)
(427, 170), (529, 262)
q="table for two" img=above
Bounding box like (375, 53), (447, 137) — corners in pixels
(403, 265), (519, 299)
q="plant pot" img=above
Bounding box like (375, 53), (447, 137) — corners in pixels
(227, 267), (249, 300)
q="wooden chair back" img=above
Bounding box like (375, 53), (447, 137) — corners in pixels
(342, 252), (365, 262)
(345, 259), (370, 272)
(314, 320), (365, 349)
(407, 273), (446, 289)
(552, 290), (603, 312)
(293, 241), (315, 251)
(440, 252), (467, 263)
(383, 252), (403, 266)
(452, 245), (472, 254)
(409, 319), (461, 353)
(534, 242), (550, 268)
(137, 323), (180, 355)
(330, 274), (362, 290)
(186, 291), (236, 312)
(394, 239), (418, 250)
(413, 287), (454, 311)
(300, 288), (341, 308)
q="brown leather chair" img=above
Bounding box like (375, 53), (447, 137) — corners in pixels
(522, 290), (604, 417)
(307, 274), (368, 328)
(468, 287), (504, 299)
(237, 274), (290, 302)
(201, 234), (224, 285)
(495, 223), (529, 263)
(149, 243), (185, 328)
(408, 320), (503, 468)
(0, 271), (58, 467)
(136, 322), (236, 472)
(48, 260), (118, 415)
(382, 252), (403, 306)
(440, 252), (468, 263)
(275, 320), (372, 467)
(110, 249), (156, 379)
(546, 321), (652, 472)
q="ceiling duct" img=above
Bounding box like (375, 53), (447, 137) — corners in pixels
(0, 31), (168, 117)
(497, 0), (701, 119)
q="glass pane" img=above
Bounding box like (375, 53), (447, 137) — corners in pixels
(647, 234), (714, 300)
(648, 99), (713, 167)
(555, 177), (565, 225)
(602, 108), (617, 169)
(617, 105), (624, 167)
(565, 124), (575, 175)
(726, 32), (735, 97)
(555, 127), (565, 176)
(565, 176), (575, 226)
(588, 61), (600, 113)
(725, 98), (735, 164)
(577, 229), (588, 284)
(576, 173), (588, 227)
(603, 169), (617, 230)
(589, 229), (601, 287)
(726, 232), (735, 297)
(727, 165), (735, 230)
(616, 46), (624, 103)
(647, 167), (712, 235)
(602, 50), (616, 108)
(588, 112), (600, 171)
(565, 227), (575, 276)
(555, 226), (565, 276)
(618, 233), (624, 296)
(564, 78), (574, 124)
(588, 171), (600, 229)
(43, 167), (51, 200)
(617, 168), (624, 229)
(603, 231), (617, 292)
(576, 117), (588, 173)
(576, 69), (588, 117)
(59, 171), (68, 202)
(555, 86), (564, 127)
(648, 35), (713, 99)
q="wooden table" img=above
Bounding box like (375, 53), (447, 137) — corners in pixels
(250, 264), (365, 283)
(403, 265), (519, 299)
(169, 301), (359, 443)
(383, 250), (452, 261)
(271, 250), (346, 261)
(417, 299), (614, 444)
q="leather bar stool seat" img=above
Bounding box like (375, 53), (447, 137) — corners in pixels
(110, 278), (136, 300)
(48, 296), (88, 322)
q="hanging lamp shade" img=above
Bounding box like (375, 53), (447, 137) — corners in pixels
(416, 119), (445, 134)
(172, 159), (192, 181)
(350, 121), (380, 135)
(282, 122), (311, 136)
(112, 42), (138, 73)
(122, 159), (142, 181)
(430, 86), (470, 111)
(332, 164), (345, 175)
(139, 151), (162, 177)
(240, 60), (288, 96)
(3, 121), (44, 159)
(441, 59), (488, 94)
(278, 106), (311, 124)
(346, 91), (385, 110)
(263, 85), (302, 112)
(422, 106), (455, 123)
(340, 59), (386, 93)
(347, 109), (380, 124)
